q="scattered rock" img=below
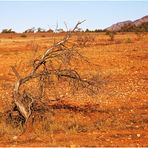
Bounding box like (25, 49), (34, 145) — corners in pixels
(136, 134), (141, 137)
(13, 136), (18, 140)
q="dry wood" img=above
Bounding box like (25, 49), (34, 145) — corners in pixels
(10, 21), (98, 127)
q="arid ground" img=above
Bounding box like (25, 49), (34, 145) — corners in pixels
(0, 32), (147, 147)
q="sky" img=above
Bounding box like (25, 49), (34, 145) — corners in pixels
(0, 1), (147, 32)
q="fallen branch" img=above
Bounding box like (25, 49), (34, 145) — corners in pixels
(10, 20), (98, 129)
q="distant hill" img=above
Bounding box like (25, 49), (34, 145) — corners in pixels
(105, 15), (148, 32)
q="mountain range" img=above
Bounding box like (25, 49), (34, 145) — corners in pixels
(106, 15), (148, 32)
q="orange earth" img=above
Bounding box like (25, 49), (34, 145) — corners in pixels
(0, 32), (147, 147)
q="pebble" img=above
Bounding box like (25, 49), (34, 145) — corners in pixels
(137, 134), (141, 137)
(60, 94), (64, 97)
(13, 136), (18, 140)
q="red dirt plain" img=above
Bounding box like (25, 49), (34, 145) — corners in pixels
(0, 32), (148, 147)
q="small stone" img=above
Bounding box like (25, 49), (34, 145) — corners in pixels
(137, 134), (141, 137)
(70, 144), (76, 148)
(60, 94), (63, 97)
(13, 136), (18, 140)
(106, 139), (110, 141)
(130, 109), (133, 112)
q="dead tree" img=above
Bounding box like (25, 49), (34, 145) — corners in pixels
(8, 21), (98, 128)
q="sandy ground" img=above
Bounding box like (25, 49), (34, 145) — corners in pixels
(0, 32), (148, 147)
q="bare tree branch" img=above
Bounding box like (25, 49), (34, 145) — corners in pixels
(10, 20), (98, 128)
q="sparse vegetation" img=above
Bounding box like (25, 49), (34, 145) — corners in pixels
(24, 27), (35, 33)
(0, 28), (147, 146)
(20, 34), (27, 38)
(37, 27), (46, 33)
(135, 31), (144, 40)
(46, 28), (54, 33)
(125, 38), (132, 43)
(2, 21), (99, 137)
(76, 32), (96, 47)
(106, 31), (116, 41)
(1, 29), (15, 33)
(120, 22), (148, 32)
